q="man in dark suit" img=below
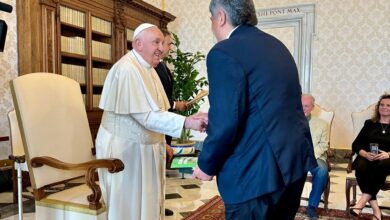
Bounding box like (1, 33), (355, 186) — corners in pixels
(154, 32), (189, 217)
(154, 32), (188, 146)
(192, 0), (317, 219)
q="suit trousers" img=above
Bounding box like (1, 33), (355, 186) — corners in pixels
(224, 176), (306, 220)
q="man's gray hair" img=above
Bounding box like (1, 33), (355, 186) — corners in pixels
(209, 0), (258, 27)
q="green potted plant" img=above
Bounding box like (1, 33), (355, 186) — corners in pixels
(164, 33), (208, 148)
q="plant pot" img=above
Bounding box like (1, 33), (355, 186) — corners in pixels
(171, 140), (196, 155)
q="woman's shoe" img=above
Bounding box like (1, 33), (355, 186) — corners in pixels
(349, 207), (363, 217)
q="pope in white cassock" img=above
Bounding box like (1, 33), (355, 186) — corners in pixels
(96, 23), (206, 220)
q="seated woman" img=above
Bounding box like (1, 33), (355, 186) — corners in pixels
(349, 93), (390, 220)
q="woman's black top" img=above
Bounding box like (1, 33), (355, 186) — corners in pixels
(352, 119), (390, 155)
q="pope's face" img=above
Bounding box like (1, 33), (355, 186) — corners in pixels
(138, 27), (164, 66)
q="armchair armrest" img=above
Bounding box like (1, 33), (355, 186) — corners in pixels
(30, 156), (124, 210)
(344, 150), (354, 173)
(326, 148), (334, 158)
(9, 155), (25, 163)
(325, 148), (334, 171)
(31, 156), (124, 173)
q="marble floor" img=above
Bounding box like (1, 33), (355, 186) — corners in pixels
(1, 163), (389, 220)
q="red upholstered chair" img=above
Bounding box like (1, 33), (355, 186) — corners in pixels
(10, 73), (124, 220)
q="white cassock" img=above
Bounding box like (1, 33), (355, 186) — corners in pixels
(96, 50), (185, 220)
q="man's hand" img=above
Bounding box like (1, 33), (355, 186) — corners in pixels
(192, 112), (208, 124)
(184, 114), (207, 132)
(175, 101), (189, 111)
(193, 166), (213, 181)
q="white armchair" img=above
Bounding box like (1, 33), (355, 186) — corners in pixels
(10, 73), (124, 220)
(312, 103), (335, 168)
(304, 104), (334, 211)
(345, 104), (390, 210)
(8, 109), (29, 220)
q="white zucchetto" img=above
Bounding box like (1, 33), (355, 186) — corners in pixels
(133, 23), (156, 41)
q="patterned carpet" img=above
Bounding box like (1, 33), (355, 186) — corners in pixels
(2, 194), (390, 219)
(183, 195), (390, 220)
(295, 206), (390, 220)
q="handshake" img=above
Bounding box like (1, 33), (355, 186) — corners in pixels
(184, 112), (208, 132)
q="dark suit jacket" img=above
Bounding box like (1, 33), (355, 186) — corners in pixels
(198, 25), (317, 204)
(155, 62), (174, 110)
(155, 61), (174, 145)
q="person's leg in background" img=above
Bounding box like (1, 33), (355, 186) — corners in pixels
(306, 159), (329, 219)
(350, 157), (373, 216)
(367, 158), (390, 220)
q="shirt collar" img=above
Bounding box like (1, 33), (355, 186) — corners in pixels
(131, 49), (152, 69)
(226, 25), (240, 39)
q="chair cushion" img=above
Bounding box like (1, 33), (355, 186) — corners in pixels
(36, 184), (105, 215)
(312, 104), (334, 130)
(346, 171), (357, 180)
(346, 171), (390, 182)
(351, 104), (375, 138)
(11, 73), (95, 189)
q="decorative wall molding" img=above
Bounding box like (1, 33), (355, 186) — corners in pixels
(114, 0), (126, 28)
(257, 4), (315, 93)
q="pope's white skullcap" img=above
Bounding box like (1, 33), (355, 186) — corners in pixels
(133, 23), (156, 41)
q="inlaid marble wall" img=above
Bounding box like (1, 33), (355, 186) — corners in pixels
(0, 0), (17, 159)
(147, 0), (390, 148)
